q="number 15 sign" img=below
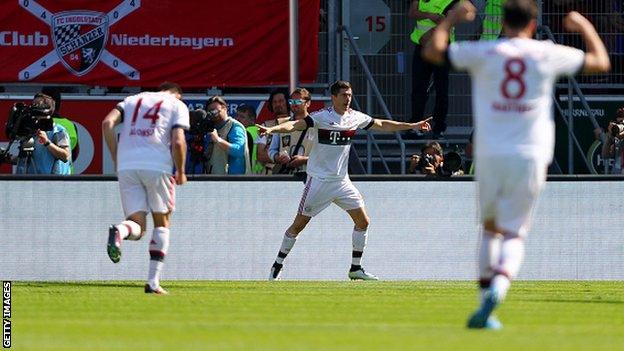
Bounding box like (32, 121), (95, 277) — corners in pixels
(349, 0), (391, 55)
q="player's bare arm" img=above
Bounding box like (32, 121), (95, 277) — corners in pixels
(369, 116), (432, 132)
(102, 108), (122, 166)
(256, 119), (307, 136)
(171, 127), (187, 185)
(423, 1), (477, 65)
(564, 11), (611, 74)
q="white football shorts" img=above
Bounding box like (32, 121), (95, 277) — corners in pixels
(297, 176), (365, 217)
(476, 155), (547, 237)
(118, 169), (176, 217)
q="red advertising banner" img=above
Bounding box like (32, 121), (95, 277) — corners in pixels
(0, 0), (319, 87)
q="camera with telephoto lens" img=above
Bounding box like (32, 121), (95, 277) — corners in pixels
(5, 101), (54, 140)
(189, 109), (215, 135)
(441, 151), (463, 175)
(418, 153), (437, 169)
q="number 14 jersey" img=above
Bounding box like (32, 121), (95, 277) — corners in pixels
(449, 38), (584, 165)
(116, 91), (190, 172)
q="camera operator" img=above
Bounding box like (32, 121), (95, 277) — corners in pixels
(5, 93), (71, 175)
(408, 141), (464, 176)
(204, 96), (250, 175)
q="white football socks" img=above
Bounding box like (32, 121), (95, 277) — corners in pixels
(117, 220), (143, 241)
(148, 227), (170, 289)
(275, 231), (297, 264)
(352, 228), (368, 266)
(491, 235), (525, 302)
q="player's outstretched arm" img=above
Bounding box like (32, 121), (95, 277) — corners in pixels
(102, 108), (122, 166)
(369, 117), (432, 132)
(256, 119), (308, 136)
(423, 1), (477, 65)
(564, 11), (611, 74)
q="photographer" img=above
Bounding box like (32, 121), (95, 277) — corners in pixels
(602, 107), (624, 173)
(204, 96), (250, 175)
(3, 93), (71, 175)
(408, 141), (464, 176)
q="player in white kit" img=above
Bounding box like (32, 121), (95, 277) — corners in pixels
(423, 0), (610, 328)
(258, 81), (432, 280)
(102, 82), (190, 294)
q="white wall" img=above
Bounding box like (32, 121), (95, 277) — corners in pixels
(0, 180), (622, 280)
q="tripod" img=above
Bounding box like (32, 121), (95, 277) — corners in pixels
(15, 137), (39, 174)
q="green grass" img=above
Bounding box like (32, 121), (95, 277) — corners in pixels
(11, 281), (624, 351)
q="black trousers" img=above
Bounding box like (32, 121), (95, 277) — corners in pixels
(411, 44), (449, 134)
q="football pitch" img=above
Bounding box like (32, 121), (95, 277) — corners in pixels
(12, 281), (623, 350)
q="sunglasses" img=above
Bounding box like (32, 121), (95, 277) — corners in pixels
(289, 99), (305, 105)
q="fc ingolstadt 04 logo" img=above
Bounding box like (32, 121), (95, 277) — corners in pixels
(18, 0), (141, 81)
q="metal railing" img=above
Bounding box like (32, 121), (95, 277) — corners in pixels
(338, 25), (408, 174)
(539, 25), (610, 174)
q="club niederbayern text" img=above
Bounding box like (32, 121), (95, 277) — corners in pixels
(0, 31), (235, 50)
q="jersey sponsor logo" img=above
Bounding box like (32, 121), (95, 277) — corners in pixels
(318, 129), (356, 145)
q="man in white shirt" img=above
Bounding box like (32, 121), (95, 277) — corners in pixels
(259, 80), (432, 281)
(423, 0), (610, 329)
(102, 82), (190, 294)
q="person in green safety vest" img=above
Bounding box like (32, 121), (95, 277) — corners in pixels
(42, 87), (80, 174)
(235, 104), (263, 174)
(408, 0), (459, 138)
(480, 0), (504, 40)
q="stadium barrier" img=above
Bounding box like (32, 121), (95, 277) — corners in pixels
(1, 176), (622, 281)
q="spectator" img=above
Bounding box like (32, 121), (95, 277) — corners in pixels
(41, 87), (80, 174)
(14, 93), (71, 175)
(268, 88), (315, 176)
(235, 105), (264, 174)
(205, 96), (250, 175)
(408, 0), (459, 138)
(256, 89), (291, 174)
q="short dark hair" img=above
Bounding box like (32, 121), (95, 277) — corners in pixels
(206, 95), (227, 108)
(158, 81), (183, 95)
(236, 104), (257, 119)
(267, 89), (290, 114)
(616, 107), (624, 119)
(503, 0), (538, 31)
(291, 87), (311, 101)
(423, 141), (443, 156)
(330, 80), (352, 96)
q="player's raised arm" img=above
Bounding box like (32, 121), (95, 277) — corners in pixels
(256, 118), (308, 136)
(423, 1), (477, 65)
(102, 107), (122, 166)
(563, 11), (611, 74)
(369, 116), (432, 132)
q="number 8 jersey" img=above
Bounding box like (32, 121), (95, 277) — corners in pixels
(116, 91), (190, 172)
(448, 38), (584, 165)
